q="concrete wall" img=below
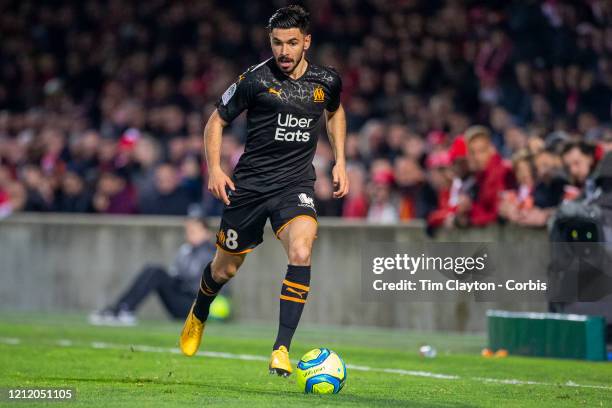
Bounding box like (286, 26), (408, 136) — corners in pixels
(0, 214), (549, 331)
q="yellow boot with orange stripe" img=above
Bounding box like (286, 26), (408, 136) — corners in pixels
(269, 345), (293, 377)
(179, 262), (225, 357)
(179, 303), (205, 357)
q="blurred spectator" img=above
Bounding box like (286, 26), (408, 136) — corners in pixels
(314, 175), (343, 216)
(93, 170), (137, 214)
(394, 156), (436, 221)
(131, 136), (162, 201)
(69, 130), (101, 178)
(0, 170), (28, 217)
(501, 143), (571, 227)
(601, 130), (612, 154)
(53, 170), (93, 213)
(345, 134), (364, 164)
(532, 147), (567, 208)
(0, 165), (13, 215)
(425, 150), (455, 231)
(4, 182), (28, 216)
(343, 164), (368, 218)
(367, 169), (398, 224)
(179, 155), (204, 203)
(499, 151), (535, 222)
(503, 127), (529, 158)
(427, 136), (474, 230)
(511, 151), (536, 210)
(456, 126), (516, 227)
(561, 141), (597, 186)
(90, 210), (215, 325)
(139, 163), (191, 215)
(19, 165), (53, 212)
(560, 140), (599, 200)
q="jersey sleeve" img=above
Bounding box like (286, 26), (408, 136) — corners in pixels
(326, 70), (343, 112)
(215, 71), (255, 123)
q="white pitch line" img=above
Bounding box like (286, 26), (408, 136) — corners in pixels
(1, 336), (610, 390)
(471, 377), (612, 390)
(377, 368), (458, 380)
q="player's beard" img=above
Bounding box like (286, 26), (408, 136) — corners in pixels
(277, 52), (303, 74)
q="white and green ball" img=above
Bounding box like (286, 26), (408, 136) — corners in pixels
(296, 348), (347, 394)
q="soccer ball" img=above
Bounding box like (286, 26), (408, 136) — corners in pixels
(295, 348), (346, 394)
(209, 295), (231, 321)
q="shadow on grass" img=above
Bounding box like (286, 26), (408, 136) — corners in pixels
(38, 376), (477, 407)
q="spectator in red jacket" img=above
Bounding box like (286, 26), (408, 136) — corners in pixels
(456, 126), (516, 227)
(426, 150), (454, 229)
(342, 164), (369, 218)
(427, 136), (474, 230)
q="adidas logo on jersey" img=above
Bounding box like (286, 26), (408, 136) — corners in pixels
(275, 113), (313, 142)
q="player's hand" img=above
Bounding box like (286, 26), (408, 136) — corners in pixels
(332, 163), (349, 199)
(208, 167), (235, 205)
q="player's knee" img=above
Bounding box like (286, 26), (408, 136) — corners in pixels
(212, 262), (240, 283)
(288, 242), (312, 266)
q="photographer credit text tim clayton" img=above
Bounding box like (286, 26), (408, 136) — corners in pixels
(370, 254), (547, 293)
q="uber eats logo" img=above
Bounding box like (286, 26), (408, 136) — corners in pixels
(275, 113), (313, 142)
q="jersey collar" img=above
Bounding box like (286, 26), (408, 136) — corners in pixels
(271, 57), (311, 82)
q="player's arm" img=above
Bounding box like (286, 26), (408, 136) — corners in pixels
(204, 109), (234, 205)
(207, 68), (255, 205)
(325, 104), (349, 199)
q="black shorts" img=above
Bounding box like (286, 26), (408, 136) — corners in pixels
(215, 184), (317, 254)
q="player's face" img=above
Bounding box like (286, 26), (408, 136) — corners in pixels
(269, 28), (311, 74)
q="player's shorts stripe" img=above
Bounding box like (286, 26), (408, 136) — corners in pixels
(215, 243), (253, 255)
(279, 294), (306, 304)
(283, 279), (310, 292)
(274, 215), (318, 238)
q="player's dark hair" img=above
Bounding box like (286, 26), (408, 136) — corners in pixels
(267, 5), (310, 34)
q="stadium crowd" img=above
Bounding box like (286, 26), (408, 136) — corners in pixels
(0, 0), (611, 231)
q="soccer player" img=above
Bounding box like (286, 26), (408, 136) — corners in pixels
(179, 5), (348, 377)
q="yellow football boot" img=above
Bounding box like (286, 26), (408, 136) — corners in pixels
(269, 346), (292, 377)
(179, 304), (205, 357)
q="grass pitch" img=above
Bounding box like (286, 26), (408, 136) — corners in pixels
(0, 314), (610, 407)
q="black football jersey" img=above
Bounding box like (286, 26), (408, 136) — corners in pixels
(215, 57), (342, 194)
